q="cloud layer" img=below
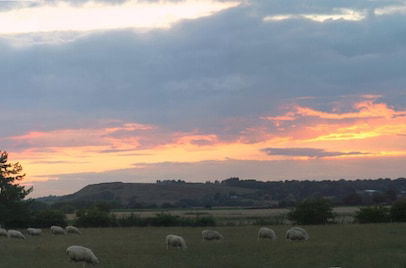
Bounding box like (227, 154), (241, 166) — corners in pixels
(0, 0), (239, 35)
(260, 148), (367, 158)
(1, 0), (406, 197)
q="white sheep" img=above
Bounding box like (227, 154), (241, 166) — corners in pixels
(66, 225), (81, 235)
(8, 230), (26, 239)
(51, 225), (66, 235)
(165, 234), (187, 250)
(0, 227), (8, 237)
(66, 245), (99, 267)
(286, 226), (309, 241)
(257, 227), (277, 240)
(27, 228), (42, 236)
(202, 229), (224, 241)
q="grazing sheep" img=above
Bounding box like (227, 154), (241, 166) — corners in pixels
(51, 225), (66, 235)
(202, 230), (224, 241)
(8, 230), (26, 239)
(0, 227), (8, 237)
(165, 234), (187, 250)
(257, 227), (277, 240)
(286, 226), (309, 241)
(291, 227), (309, 239)
(66, 225), (81, 235)
(27, 228), (42, 236)
(66, 245), (99, 267)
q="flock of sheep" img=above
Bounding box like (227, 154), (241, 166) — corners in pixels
(0, 225), (309, 266)
(1, 225), (97, 266)
(166, 226), (309, 250)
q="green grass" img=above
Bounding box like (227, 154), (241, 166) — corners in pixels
(2, 224), (406, 267)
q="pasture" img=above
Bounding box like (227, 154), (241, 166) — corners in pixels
(2, 223), (406, 267)
(108, 206), (359, 225)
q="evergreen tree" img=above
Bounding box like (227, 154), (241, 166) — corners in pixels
(0, 151), (33, 227)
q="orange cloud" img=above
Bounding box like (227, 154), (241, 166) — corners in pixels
(5, 97), (406, 183)
(260, 97), (406, 159)
(295, 100), (406, 120)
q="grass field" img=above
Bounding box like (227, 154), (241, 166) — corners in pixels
(66, 206), (359, 225)
(2, 223), (406, 267)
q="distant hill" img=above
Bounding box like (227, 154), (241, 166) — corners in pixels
(57, 181), (263, 208)
(39, 177), (406, 209)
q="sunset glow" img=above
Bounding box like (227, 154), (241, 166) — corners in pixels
(5, 97), (405, 188)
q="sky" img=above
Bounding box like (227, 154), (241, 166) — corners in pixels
(1, 0), (406, 197)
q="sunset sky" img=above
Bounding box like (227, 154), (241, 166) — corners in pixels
(1, 0), (406, 197)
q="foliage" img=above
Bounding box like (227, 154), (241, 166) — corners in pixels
(390, 200), (406, 222)
(75, 207), (116, 227)
(148, 213), (181, 226)
(355, 206), (390, 223)
(288, 198), (334, 225)
(119, 213), (216, 227)
(2, 200), (33, 228)
(77, 210), (216, 227)
(193, 216), (216, 226)
(117, 213), (147, 227)
(0, 151), (33, 227)
(32, 209), (67, 227)
(28, 199), (50, 211)
(343, 193), (363, 206)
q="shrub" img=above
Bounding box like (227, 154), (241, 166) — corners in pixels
(390, 200), (406, 222)
(2, 201), (33, 228)
(288, 198), (334, 225)
(148, 213), (184, 226)
(116, 213), (216, 227)
(194, 216), (216, 226)
(253, 214), (287, 225)
(355, 206), (390, 223)
(117, 214), (147, 227)
(32, 209), (67, 227)
(75, 207), (116, 227)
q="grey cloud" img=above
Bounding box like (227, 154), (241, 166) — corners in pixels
(0, 2), (406, 141)
(261, 147), (367, 158)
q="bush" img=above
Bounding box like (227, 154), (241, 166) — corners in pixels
(2, 201), (33, 228)
(32, 209), (67, 228)
(117, 213), (147, 227)
(116, 213), (216, 227)
(194, 216), (216, 226)
(390, 200), (406, 222)
(355, 206), (390, 223)
(148, 213), (182, 226)
(75, 207), (116, 227)
(288, 198), (334, 225)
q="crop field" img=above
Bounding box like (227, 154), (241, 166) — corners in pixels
(2, 223), (406, 268)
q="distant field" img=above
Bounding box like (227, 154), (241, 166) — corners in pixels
(109, 206), (360, 225)
(66, 206), (360, 224)
(2, 223), (406, 267)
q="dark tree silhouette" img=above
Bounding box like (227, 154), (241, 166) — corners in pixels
(288, 198), (334, 225)
(0, 151), (33, 227)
